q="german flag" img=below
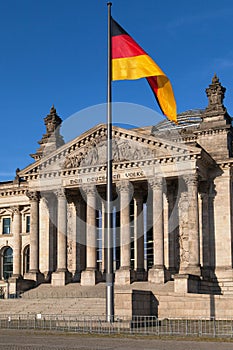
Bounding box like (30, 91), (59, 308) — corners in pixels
(111, 18), (177, 123)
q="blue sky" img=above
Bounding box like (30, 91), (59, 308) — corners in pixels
(1, 0), (233, 181)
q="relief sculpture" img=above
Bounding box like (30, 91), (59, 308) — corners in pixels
(63, 138), (154, 169)
(67, 240), (73, 271)
(178, 193), (189, 264)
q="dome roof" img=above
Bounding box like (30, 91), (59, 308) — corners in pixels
(152, 109), (203, 135)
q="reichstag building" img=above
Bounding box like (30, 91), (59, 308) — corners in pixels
(0, 75), (233, 317)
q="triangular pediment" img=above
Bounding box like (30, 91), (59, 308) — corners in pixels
(19, 123), (202, 178)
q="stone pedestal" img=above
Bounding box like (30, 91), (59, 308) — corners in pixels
(174, 274), (200, 293)
(0, 280), (9, 299)
(80, 269), (101, 286)
(148, 266), (165, 284)
(136, 269), (147, 281)
(24, 271), (44, 284)
(114, 289), (153, 318)
(115, 268), (136, 285)
(51, 270), (72, 286)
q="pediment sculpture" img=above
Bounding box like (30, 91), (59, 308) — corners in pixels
(63, 138), (155, 169)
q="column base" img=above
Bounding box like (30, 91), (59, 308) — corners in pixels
(115, 268), (136, 285)
(51, 270), (72, 286)
(148, 266), (165, 284)
(136, 268), (147, 281)
(71, 270), (81, 283)
(43, 271), (52, 283)
(179, 264), (201, 277)
(80, 269), (102, 286)
(174, 273), (200, 293)
(24, 271), (44, 284)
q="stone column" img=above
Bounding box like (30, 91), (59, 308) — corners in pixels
(148, 178), (165, 283)
(184, 174), (201, 276)
(66, 195), (77, 280)
(52, 188), (71, 286)
(115, 180), (135, 285)
(75, 196), (86, 278)
(12, 206), (21, 278)
(25, 191), (40, 281)
(39, 194), (52, 281)
(167, 183), (178, 276)
(174, 174), (200, 293)
(199, 181), (211, 278)
(134, 193), (146, 280)
(81, 185), (98, 286)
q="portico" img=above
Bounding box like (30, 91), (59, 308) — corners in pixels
(1, 76), (233, 300)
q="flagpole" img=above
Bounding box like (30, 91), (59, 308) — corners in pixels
(106, 1), (114, 322)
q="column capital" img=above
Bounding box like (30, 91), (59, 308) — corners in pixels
(11, 206), (20, 215)
(26, 190), (40, 202)
(183, 173), (198, 187)
(116, 180), (132, 193)
(148, 177), (164, 190)
(81, 184), (96, 196)
(55, 188), (66, 199)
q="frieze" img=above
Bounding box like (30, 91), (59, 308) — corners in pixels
(63, 138), (154, 169)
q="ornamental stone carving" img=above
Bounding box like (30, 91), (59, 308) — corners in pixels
(148, 177), (164, 191)
(203, 74), (231, 123)
(67, 240), (73, 271)
(26, 190), (40, 202)
(11, 206), (20, 215)
(183, 174), (198, 188)
(205, 74), (226, 112)
(63, 138), (154, 169)
(55, 188), (66, 199)
(81, 184), (96, 197)
(178, 192), (189, 264)
(116, 180), (132, 193)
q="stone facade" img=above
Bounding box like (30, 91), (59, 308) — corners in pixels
(1, 76), (233, 306)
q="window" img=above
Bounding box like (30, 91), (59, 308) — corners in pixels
(3, 247), (13, 280)
(24, 245), (30, 274)
(26, 216), (30, 233)
(2, 218), (11, 234)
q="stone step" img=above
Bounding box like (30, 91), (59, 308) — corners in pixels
(21, 283), (106, 299)
(21, 281), (174, 299)
(0, 298), (106, 316)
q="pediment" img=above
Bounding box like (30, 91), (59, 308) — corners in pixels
(19, 123), (202, 178)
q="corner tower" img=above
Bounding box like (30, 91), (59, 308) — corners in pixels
(31, 106), (65, 161)
(196, 74), (233, 159)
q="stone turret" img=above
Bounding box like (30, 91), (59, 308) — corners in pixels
(31, 106), (65, 161)
(201, 73), (232, 126)
(196, 74), (233, 159)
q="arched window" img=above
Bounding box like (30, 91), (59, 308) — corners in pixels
(23, 245), (30, 274)
(3, 247), (13, 280)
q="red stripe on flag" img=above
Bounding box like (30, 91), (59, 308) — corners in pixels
(112, 34), (146, 59)
(146, 76), (162, 112)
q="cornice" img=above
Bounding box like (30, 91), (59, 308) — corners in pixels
(0, 187), (28, 198)
(18, 123), (202, 179)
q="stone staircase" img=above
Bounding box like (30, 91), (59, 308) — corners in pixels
(0, 283), (106, 316)
(21, 283), (106, 299)
(218, 279), (233, 295)
(0, 297), (106, 316)
(3, 280), (233, 319)
(0, 281), (175, 317)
